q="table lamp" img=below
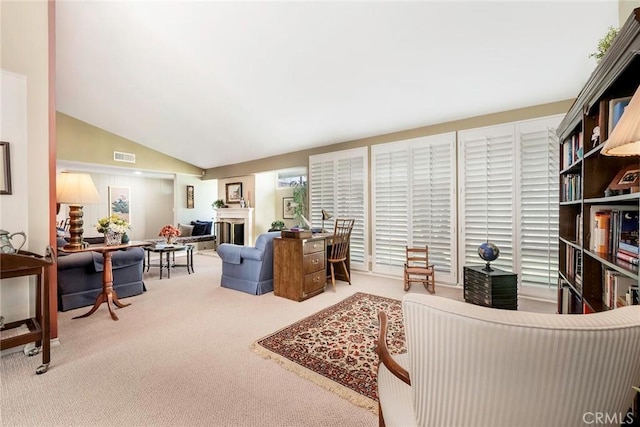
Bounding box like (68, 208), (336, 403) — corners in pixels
(321, 209), (333, 232)
(602, 85), (640, 156)
(56, 171), (100, 250)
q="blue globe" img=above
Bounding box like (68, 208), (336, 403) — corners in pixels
(478, 242), (500, 262)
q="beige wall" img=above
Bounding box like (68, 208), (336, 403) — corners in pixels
(57, 112), (204, 176)
(204, 100), (574, 179)
(619, 1), (640, 25)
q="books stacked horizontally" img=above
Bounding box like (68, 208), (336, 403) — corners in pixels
(590, 206), (639, 267)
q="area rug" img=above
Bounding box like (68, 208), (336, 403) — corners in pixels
(252, 292), (405, 412)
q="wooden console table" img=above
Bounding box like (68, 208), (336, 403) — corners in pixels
(60, 241), (151, 321)
(0, 247), (55, 374)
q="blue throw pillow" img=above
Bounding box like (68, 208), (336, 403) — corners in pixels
(191, 221), (207, 236)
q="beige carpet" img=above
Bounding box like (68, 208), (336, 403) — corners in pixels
(0, 254), (554, 426)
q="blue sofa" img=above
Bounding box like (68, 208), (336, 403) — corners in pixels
(217, 231), (280, 295)
(56, 237), (145, 311)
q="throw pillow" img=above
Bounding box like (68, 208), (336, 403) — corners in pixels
(178, 223), (194, 237)
(197, 220), (212, 235)
(191, 221), (207, 236)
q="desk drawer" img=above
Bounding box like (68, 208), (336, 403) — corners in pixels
(304, 270), (326, 296)
(303, 239), (325, 254)
(303, 251), (325, 274)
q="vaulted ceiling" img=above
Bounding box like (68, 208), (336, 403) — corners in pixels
(56, 1), (620, 170)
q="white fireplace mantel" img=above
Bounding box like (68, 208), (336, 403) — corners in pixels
(215, 208), (254, 246)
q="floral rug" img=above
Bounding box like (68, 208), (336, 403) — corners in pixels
(252, 292), (405, 412)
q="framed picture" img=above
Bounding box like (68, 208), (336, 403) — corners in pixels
(283, 197), (295, 219)
(608, 96), (632, 135)
(186, 185), (194, 209)
(608, 165), (640, 191)
(0, 142), (11, 195)
(108, 186), (131, 223)
(225, 182), (243, 203)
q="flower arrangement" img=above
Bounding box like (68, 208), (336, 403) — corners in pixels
(96, 215), (131, 234)
(159, 224), (181, 239)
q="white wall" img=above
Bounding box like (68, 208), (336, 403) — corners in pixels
(0, 70), (32, 322)
(175, 174), (217, 225)
(254, 171), (276, 236)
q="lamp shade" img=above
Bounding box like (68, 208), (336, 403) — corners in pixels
(322, 209), (333, 221)
(56, 172), (100, 205)
(602, 85), (640, 156)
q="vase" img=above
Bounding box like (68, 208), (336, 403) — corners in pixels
(121, 233), (130, 244)
(105, 230), (123, 246)
(166, 235), (175, 244)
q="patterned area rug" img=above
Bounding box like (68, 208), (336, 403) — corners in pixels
(252, 292), (405, 412)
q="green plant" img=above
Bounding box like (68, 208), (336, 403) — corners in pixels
(269, 220), (286, 231)
(590, 26), (619, 62)
(292, 182), (307, 226)
(212, 199), (225, 209)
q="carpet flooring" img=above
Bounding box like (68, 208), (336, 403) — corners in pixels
(253, 292), (405, 412)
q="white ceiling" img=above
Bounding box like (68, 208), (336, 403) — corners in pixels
(55, 1), (620, 170)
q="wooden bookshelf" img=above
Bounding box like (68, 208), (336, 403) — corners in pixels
(556, 8), (640, 314)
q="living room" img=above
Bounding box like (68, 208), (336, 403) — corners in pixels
(2, 1), (640, 426)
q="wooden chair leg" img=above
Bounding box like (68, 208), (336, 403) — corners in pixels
(341, 261), (351, 285)
(330, 263), (337, 292)
(404, 269), (410, 291)
(378, 402), (386, 427)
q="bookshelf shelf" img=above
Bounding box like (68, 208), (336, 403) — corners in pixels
(556, 8), (640, 315)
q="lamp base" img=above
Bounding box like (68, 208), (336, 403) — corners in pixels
(65, 205), (85, 251)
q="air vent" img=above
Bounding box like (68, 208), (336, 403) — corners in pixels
(113, 151), (136, 163)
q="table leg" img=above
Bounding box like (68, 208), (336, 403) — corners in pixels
(167, 252), (171, 279)
(73, 250), (127, 321)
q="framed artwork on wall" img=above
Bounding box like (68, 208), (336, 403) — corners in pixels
(108, 186), (131, 223)
(283, 197), (295, 219)
(187, 185), (194, 209)
(226, 182), (242, 203)
(0, 141), (12, 195)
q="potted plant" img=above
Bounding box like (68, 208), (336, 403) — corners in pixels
(269, 220), (286, 232)
(212, 199), (226, 209)
(292, 182), (307, 227)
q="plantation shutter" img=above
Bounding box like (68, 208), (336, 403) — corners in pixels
(309, 147), (368, 270)
(458, 124), (515, 274)
(517, 117), (560, 290)
(372, 133), (456, 283)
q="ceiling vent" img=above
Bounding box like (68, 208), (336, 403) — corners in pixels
(113, 151), (136, 163)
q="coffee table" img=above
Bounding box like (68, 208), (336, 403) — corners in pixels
(144, 244), (194, 279)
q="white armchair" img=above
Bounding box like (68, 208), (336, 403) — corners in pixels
(377, 294), (640, 427)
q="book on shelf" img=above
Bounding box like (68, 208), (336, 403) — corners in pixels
(603, 269), (636, 309)
(561, 132), (583, 169)
(589, 205), (639, 256)
(616, 250), (639, 265)
(561, 174), (582, 202)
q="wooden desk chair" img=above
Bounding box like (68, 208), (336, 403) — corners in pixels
(404, 245), (435, 293)
(327, 218), (354, 292)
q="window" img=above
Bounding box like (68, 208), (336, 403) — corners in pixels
(277, 167), (307, 188)
(458, 115), (561, 293)
(309, 148), (368, 270)
(371, 133), (456, 284)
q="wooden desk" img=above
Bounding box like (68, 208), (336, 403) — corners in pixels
(273, 233), (351, 302)
(60, 241), (151, 321)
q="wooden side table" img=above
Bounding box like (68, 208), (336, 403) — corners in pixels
(0, 247), (55, 374)
(60, 241), (151, 321)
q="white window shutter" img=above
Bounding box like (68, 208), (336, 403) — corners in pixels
(372, 133), (456, 284)
(309, 148), (368, 270)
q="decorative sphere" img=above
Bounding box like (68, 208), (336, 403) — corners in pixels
(478, 242), (500, 262)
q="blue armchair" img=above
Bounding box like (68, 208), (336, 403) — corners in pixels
(217, 231), (281, 295)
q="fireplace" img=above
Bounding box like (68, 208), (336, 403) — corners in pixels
(214, 208), (254, 246)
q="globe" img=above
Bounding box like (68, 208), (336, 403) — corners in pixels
(478, 242), (500, 271)
(478, 242), (500, 262)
